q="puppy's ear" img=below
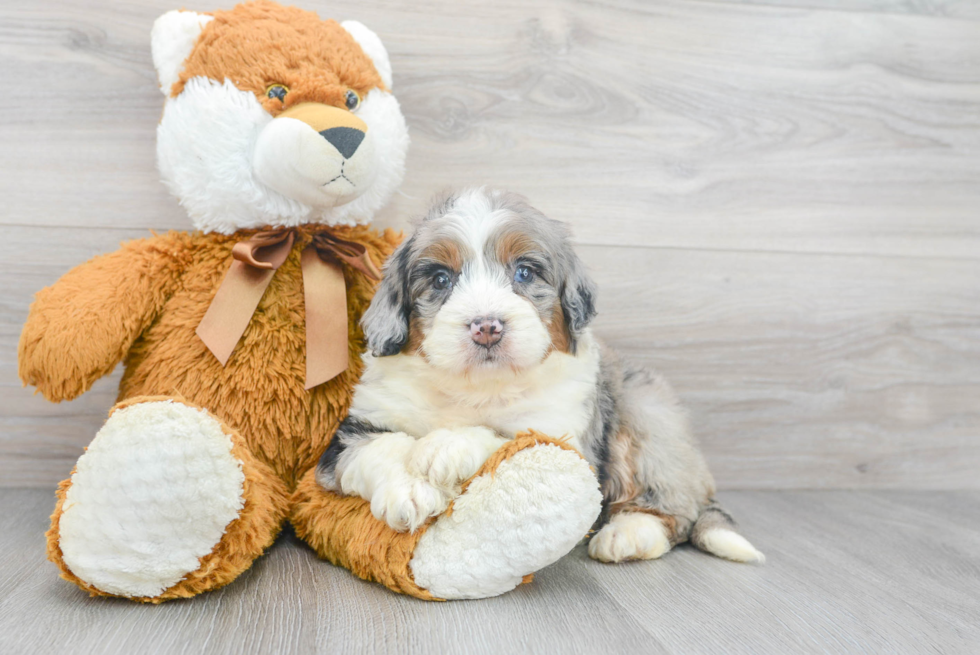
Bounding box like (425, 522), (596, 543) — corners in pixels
(361, 237), (413, 356)
(559, 249), (597, 353)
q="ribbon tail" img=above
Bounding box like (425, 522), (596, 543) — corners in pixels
(197, 261), (277, 365)
(302, 246), (349, 389)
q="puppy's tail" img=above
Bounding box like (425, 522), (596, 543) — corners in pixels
(690, 499), (766, 564)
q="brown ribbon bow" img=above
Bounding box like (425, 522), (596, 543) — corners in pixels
(196, 229), (382, 390)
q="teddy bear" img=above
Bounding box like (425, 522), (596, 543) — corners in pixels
(18, 0), (602, 602)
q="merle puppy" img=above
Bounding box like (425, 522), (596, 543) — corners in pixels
(317, 188), (764, 564)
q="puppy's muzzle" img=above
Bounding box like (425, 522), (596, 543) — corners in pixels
(470, 318), (504, 347)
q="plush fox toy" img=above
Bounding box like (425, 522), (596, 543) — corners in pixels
(18, 1), (601, 602)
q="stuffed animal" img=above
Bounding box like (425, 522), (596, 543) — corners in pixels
(18, 0), (602, 602)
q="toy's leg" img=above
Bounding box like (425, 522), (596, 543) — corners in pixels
(48, 396), (289, 602)
(292, 432), (602, 600)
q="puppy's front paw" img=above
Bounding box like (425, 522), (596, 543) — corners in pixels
(370, 476), (449, 533)
(408, 427), (505, 490)
(588, 512), (671, 563)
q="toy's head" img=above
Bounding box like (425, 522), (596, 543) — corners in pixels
(151, 1), (408, 234)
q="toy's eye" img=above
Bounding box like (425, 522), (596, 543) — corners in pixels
(514, 265), (534, 284)
(345, 89), (360, 111)
(266, 84), (288, 102)
(433, 271), (452, 291)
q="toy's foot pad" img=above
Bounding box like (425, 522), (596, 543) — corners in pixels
(409, 443), (602, 599)
(58, 400), (245, 598)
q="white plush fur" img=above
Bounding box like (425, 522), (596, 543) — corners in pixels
(151, 10), (213, 95)
(588, 512), (671, 563)
(410, 444), (602, 599)
(58, 401), (245, 598)
(252, 111), (377, 207)
(152, 15), (408, 234)
(697, 528), (767, 564)
(157, 80), (407, 234)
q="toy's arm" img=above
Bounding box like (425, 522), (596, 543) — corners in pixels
(19, 232), (192, 402)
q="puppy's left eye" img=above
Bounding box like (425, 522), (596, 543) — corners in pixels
(433, 271), (453, 290)
(514, 265), (534, 284)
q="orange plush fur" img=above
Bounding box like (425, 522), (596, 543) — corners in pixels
(16, 1), (418, 602)
(172, 1), (385, 110)
(23, 225), (399, 601)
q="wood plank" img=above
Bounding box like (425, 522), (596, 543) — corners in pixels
(0, 0), (978, 258)
(706, 0), (980, 19)
(1, 489), (978, 654)
(3, 226), (978, 489)
(585, 490), (980, 654)
(587, 244), (980, 489)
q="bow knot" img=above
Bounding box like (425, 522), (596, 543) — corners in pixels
(196, 228), (382, 390)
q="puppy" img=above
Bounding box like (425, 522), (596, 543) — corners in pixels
(317, 188), (764, 564)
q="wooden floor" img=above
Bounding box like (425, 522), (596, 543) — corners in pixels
(1, 489), (977, 655)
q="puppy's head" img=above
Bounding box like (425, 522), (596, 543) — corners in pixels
(363, 188), (597, 374)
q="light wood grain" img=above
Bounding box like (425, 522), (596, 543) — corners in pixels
(1, 489), (978, 654)
(3, 226), (978, 488)
(1, 0), (979, 489)
(1, 0), (979, 257)
(709, 0), (980, 19)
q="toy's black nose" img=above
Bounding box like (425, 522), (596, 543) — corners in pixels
(319, 127), (365, 159)
(470, 318), (504, 347)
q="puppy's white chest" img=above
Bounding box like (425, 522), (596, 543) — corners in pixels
(476, 373), (594, 439)
(352, 340), (600, 441)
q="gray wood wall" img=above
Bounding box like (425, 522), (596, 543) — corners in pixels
(2, 0), (978, 489)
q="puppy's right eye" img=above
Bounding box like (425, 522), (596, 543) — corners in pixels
(433, 271), (453, 290)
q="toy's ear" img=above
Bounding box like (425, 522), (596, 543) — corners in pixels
(341, 20), (393, 90)
(151, 10), (213, 96)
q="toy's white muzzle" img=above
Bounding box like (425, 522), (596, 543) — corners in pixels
(253, 103), (377, 208)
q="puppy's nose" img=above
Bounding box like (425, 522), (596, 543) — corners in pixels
(470, 318), (504, 347)
(319, 127), (365, 159)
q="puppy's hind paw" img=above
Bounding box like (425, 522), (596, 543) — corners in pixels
(588, 512), (671, 563)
